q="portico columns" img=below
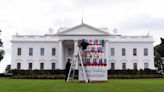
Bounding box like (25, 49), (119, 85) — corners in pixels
(74, 40), (78, 69)
(58, 40), (63, 69)
(105, 40), (109, 69)
(74, 40), (78, 49)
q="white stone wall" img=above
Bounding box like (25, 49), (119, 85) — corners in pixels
(10, 24), (155, 70)
(11, 42), (59, 70)
(11, 35), (155, 70)
(107, 40), (154, 70)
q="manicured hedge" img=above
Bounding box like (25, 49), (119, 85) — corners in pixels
(11, 70), (68, 75)
(9, 69), (163, 79)
(108, 69), (163, 79)
(10, 69), (78, 79)
(108, 74), (162, 79)
(108, 69), (160, 75)
(11, 75), (66, 79)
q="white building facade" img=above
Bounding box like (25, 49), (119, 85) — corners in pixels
(11, 23), (155, 70)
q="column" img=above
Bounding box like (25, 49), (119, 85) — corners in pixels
(74, 40), (78, 69)
(58, 40), (63, 69)
(105, 40), (109, 69)
(74, 40), (78, 51)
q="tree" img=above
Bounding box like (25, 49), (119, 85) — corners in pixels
(154, 38), (164, 70)
(0, 30), (4, 62)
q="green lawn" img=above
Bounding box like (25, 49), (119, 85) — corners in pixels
(0, 78), (164, 92)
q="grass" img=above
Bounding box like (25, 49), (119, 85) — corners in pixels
(0, 78), (164, 92)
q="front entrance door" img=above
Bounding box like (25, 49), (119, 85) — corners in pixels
(67, 48), (74, 58)
(63, 40), (74, 68)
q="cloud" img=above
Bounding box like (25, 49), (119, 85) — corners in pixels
(116, 15), (164, 45)
(120, 15), (164, 30)
(74, 0), (136, 8)
(0, 0), (164, 73)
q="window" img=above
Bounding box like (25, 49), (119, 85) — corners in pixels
(29, 63), (32, 70)
(122, 63), (126, 70)
(144, 63), (149, 69)
(122, 48), (126, 56)
(68, 48), (73, 57)
(40, 63), (44, 70)
(111, 48), (115, 56)
(29, 48), (33, 56)
(133, 63), (137, 69)
(17, 48), (21, 56)
(40, 48), (44, 56)
(144, 48), (148, 56)
(52, 48), (56, 56)
(52, 63), (55, 70)
(111, 63), (115, 70)
(133, 48), (137, 56)
(17, 63), (21, 69)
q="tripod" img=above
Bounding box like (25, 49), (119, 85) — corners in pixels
(66, 47), (88, 83)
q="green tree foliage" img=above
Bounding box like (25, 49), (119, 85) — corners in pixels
(0, 32), (4, 61)
(154, 38), (164, 70)
(155, 38), (164, 56)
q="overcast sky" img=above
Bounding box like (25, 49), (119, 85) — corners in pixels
(0, 0), (164, 73)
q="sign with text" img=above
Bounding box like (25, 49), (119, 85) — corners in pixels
(79, 66), (107, 81)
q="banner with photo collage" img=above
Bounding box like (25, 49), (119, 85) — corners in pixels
(79, 39), (108, 82)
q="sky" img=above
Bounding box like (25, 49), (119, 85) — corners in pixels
(0, 0), (164, 73)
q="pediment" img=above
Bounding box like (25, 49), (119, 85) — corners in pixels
(58, 23), (110, 36)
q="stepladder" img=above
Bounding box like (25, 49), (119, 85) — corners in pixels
(66, 47), (88, 83)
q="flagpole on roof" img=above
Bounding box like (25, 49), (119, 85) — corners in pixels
(81, 9), (84, 24)
(81, 17), (83, 24)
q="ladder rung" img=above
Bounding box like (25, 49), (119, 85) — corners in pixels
(67, 47), (88, 83)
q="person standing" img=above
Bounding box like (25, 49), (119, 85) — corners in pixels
(80, 39), (89, 63)
(65, 58), (71, 81)
(80, 39), (89, 50)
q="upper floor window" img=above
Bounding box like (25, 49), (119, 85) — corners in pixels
(133, 48), (137, 56)
(144, 48), (148, 56)
(17, 48), (21, 56)
(29, 48), (33, 56)
(40, 48), (44, 56)
(52, 48), (56, 56)
(111, 48), (115, 56)
(122, 48), (126, 56)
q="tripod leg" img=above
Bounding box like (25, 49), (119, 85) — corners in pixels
(78, 48), (88, 83)
(72, 69), (75, 80)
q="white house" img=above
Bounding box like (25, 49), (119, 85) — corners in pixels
(11, 23), (155, 70)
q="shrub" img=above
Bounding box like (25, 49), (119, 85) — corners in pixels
(10, 69), (163, 79)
